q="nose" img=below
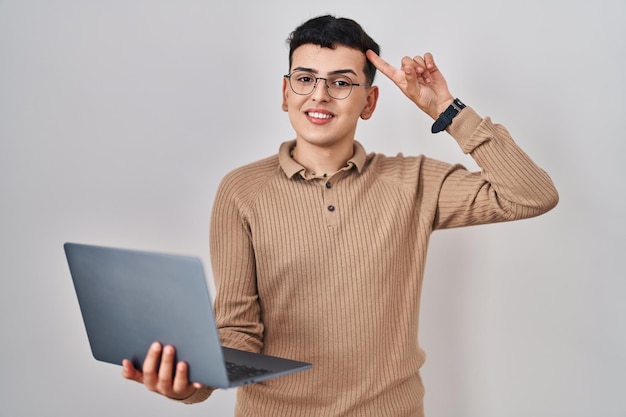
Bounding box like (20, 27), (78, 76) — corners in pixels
(311, 77), (331, 101)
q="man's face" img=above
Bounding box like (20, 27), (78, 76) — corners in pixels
(282, 44), (378, 150)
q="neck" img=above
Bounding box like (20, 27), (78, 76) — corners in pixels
(292, 140), (354, 177)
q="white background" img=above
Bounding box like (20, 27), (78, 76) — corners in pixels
(1, 1), (624, 416)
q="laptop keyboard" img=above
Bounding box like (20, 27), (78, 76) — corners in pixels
(225, 361), (271, 381)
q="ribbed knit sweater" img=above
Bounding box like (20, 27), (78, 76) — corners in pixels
(192, 107), (558, 416)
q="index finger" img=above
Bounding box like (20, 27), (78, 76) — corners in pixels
(365, 49), (399, 81)
(122, 359), (144, 383)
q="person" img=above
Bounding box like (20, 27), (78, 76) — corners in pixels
(122, 14), (558, 417)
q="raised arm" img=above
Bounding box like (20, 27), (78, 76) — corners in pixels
(367, 49), (558, 226)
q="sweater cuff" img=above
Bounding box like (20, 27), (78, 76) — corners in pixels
(169, 385), (215, 404)
(445, 106), (485, 154)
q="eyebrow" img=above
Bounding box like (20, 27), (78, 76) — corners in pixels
(292, 67), (358, 77)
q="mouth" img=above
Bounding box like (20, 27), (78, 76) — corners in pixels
(306, 111), (334, 121)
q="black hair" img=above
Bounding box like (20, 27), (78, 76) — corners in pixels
(287, 15), (380, 84)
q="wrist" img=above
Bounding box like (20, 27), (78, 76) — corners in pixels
(433, 97), (455, 119)
(167, 387), (197, 402)
(431, 98), (466, 134)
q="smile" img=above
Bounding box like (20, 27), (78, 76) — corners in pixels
(307, 111), (334, 120)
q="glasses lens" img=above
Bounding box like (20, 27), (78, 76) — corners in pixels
(326, 75), (353, 99)
(289, 71), (317, 95)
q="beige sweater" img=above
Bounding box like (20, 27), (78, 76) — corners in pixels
(188, 108), (558, 416)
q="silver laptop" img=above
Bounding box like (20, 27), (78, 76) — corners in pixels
(63, 242), (311, 388)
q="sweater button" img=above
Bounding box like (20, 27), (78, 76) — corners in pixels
(325, 182), (332, 189)
(327, 205), (335, 212)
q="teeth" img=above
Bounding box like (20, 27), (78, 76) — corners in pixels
(308, 112), (332, 119)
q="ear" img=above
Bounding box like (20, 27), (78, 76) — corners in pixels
(281, 77), (289, 112)
(360, 85), (379, 120)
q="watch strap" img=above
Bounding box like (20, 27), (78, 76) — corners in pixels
(431, 98), (466, 133)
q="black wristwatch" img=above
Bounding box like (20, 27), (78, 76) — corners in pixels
(431, 98), (466, 133)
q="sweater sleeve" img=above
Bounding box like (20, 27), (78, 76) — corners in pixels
(209, 171), (265, 353)
(433, 107), (559, 229)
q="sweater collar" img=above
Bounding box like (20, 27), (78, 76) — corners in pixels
(279, 140), (367, 179)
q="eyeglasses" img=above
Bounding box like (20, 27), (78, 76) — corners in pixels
(284, 70), (370, 100)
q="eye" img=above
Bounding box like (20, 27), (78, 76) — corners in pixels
(294, 73), (315, 84)
(329, 76), (352, 88)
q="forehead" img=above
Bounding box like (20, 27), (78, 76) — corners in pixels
(290, 44), (367, 75)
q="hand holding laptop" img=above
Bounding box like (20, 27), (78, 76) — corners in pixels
(64, 242), (311, 395)
(122, 341), (205, 401)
